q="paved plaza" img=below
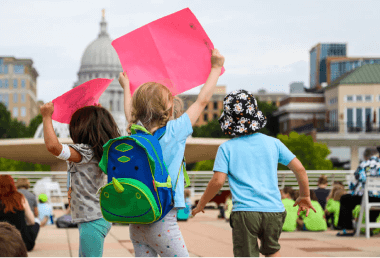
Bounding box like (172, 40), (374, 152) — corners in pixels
(27, 209), (380, 257)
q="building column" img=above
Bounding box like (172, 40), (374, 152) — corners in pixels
(350, 145), (359, 170)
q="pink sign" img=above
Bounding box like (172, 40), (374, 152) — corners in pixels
(52, 78), (113, 124)
(112, 8), (225, 96)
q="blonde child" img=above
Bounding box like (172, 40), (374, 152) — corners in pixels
(281, 187), (298, 232)
(192, 89), (315, 257)
(325, 189), (345, 229)
(119, 49), (225, 257)
(41, 103), (121, 257)
(297, 190), (327, 231)
(325, 184), (344, 227)
(224, 194), (233, 222)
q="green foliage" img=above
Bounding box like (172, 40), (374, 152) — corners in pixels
(277, 131), (333, 170)
(192, 119), (230, 138)
(0, 103), (50, 171)
(192, 159), (215, 171)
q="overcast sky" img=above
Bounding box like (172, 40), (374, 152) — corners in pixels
(1, 0), (380, 103)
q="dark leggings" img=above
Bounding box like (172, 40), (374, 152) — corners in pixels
(338, 194), (380, 230)
(23, 223), (40, 251)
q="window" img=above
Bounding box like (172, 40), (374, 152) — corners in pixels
(4, 79), (9, 88)
(213, 101), (218, 110)
(204, 104), (208, 110)
(346, 95), (353, 102)
(13, 93), (18, 103)
(21, 94), (25, 103)
(356, 95), (363, 102)
(0, 80), (2, 88)
(213, 113), (218, 120)
(365, 95), (373, 102)
(13, 107), (18, 117)
(14, 65), (24, 74)
(356, 108), (363, 129)
(283, 121), (287, 131)
(203, 114), (208, 122)
(21, 80), (25, 88)
(109, 100), (113, 111)
(13, 79), (17, 88)
(3, 94), (9, 108)
(21, 107), (26, 117)
(4, 65), (8, 74)
(0, 94), (2, 103)
(329, 97), (337, 105)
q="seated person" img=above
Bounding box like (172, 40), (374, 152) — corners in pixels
(16, 178), (39, 218)
(281, 187), (298, 232)
(314, 175), (329, 210)
(0, 222), (28, 257)
(177, 190), (192, 221)
(325, 184), (344, 227)
(297, 190), (327, 231)
(325, 189), (345, 230)
(37, 194), (53, 226)
(224, 194), (233, 222)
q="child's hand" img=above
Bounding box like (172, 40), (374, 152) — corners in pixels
(294, 196), (316, 217)
(118, 72), (130, 89)
(40, 102), (54, 118)
(191, 204), (205, 217)
(211, 49), (225, 69)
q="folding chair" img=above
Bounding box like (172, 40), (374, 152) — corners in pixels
(355, 177), (380, 238)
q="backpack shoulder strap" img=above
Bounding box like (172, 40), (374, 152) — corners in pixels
(130, 124), (151, 135)
(153, 126), (166, 140)
(174, 157), (191, 190)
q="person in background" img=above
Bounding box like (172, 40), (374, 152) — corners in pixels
(325, 189), (345, 230)
(337, 147), (380, 236)
(37, 194), (53, 227)
(314, 175), (329, 210)
(0, 222), (28, 257)
(297, 190), (327, 232)
(0, 175), (40, 251)
(177, 190), (192, 221)
(325, 184), (344, 227)
(281, 187), (298, 232)
(224, 194), (233, 223)
(16, 178), (39, 218)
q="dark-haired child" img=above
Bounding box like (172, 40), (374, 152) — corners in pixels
(192, 90), (315, 257)
(41, 102), (121, 257)
(281, 187), (298, 232)
(297, 190), (327, 231)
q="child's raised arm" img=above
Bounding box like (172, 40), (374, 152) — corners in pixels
(40, 102), (82, 163)
(186, 49), (224, 126)
(119, 72), (132, 123)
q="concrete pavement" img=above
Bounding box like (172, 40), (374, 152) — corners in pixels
(28, 210), (380, 257)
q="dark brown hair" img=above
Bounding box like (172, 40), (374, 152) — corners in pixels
(292, 190), (299, 201)
(69, 106), (121, 162)
(0, 222), (28, 257)
(318, 175), (328, 185)
(282, 186), (294, 199)
(333, 189), (346, 201)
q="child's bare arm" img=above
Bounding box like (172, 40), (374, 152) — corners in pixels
(40, 102), (82, 163)
(186, 49), (224, 126)
(119, 72), (133, 123)
(287, 158), (316, 216)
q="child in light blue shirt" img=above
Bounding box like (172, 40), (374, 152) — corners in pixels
(192, 89), (315, 257)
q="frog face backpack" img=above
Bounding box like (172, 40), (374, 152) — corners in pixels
(98, 124), (190, 224)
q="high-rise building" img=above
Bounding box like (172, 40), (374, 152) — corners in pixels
(0, 57), (39, 125)
(309, 43), (347, 89)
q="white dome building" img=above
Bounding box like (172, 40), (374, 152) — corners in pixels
(35, 12), (127, 138)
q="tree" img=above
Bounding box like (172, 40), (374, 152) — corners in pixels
(0, 103), (50, 171)
(191, 159), (215, 171)
(277, 131), (333, 170)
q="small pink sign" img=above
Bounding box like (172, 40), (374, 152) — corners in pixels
(112, 8), (225, 96)
(52, 78), (113, 124)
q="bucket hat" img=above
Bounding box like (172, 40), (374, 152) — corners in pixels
(219, 89), (267, 136)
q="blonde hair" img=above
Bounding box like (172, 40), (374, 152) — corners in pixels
(333, 189), (346, 201)
(327, 184), (344, 201)
(184, 189), (191, 198)
(127, 82), (183, 134)
(15, 178), (30, 189)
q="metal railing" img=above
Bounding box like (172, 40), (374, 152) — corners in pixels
(318, 122), (380, 134)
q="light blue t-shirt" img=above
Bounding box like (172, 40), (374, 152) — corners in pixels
(38, 203), (53, 225)
(159, 113), (193, 208)
(213, 133), (295, 212)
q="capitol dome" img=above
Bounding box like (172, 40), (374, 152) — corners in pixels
(34, 11), (127, 139)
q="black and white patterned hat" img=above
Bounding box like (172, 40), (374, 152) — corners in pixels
(218, 89), (267, 137)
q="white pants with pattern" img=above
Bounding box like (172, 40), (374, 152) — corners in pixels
(129, 209), (189, 257)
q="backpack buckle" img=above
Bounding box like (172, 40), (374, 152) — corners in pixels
(152, 180), (157, 192)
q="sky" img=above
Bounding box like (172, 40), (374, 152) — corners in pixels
(2, 0), (380, 104)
